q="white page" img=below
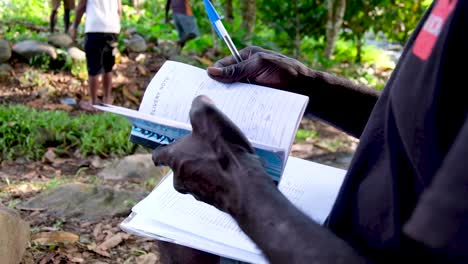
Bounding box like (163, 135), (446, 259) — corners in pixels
(121, 214), (268, 264)
(126, 157), (346, 263)
(138, 61), (308, 151)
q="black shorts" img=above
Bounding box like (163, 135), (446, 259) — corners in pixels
(84, 33), (118, 76)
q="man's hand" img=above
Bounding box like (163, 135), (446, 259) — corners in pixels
(152, 95), (275, 215)
(207, 46), (311, 90)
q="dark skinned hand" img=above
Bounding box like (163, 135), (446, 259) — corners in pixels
(207, 46), (311, 90)
(152, 95), (275, 216)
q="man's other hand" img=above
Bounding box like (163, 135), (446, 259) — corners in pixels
(207, 46), (311, 90)
(152, 95), (274, 215)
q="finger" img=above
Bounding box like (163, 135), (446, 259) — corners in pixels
(189, 96), (254, 153)
(213, 46), (259, 68)
(207, 57), (261, 83)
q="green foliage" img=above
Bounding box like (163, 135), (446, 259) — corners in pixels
(0, 105), (135, 161)
(295, 129), (319, 143)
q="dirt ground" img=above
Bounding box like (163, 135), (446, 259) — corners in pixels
(0, 51), (357, 263)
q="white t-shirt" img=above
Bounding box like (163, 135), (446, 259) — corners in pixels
(85, 0), (121, 33)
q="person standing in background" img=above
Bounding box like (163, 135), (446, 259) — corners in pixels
(70, 0), (122, 111)
(50, 0), (75, 33)
(165, 0), (199, 49)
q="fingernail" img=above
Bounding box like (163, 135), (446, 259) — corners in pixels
(207, 67), (223, 76)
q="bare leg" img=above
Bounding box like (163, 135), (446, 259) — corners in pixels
(64, 8), (71, 33)
(50, 9), (58, 33)
(80, 74), (99, 112)
(89, 75), (99, 104)
(103, 72), (114, 104)
(157, 241), (220, 264)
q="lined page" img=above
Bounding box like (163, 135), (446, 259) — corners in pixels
(139, 61), (308, 150)
(128, 157), (346, 262)
(132, 175), (260, 253)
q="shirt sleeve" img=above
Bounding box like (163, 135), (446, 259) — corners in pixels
(404, 115), (468, 260)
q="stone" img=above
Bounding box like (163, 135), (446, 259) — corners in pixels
(0, 63), (13, 81)
(48, 33), (73, 48)
(158, 40), (179, 59)
(0, 39), (12, 63)
(99, 154), (169, 183)
(13, 40), (57, 60)
(126, 34), (147, 53)
(0, 207), (30, 264)
(67, 46), (86, 61)
(19, 183), (147, 221)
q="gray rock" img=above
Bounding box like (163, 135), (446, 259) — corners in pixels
(126, 34), (147, 53)
(99, 154), (169, 183)
(67, 46), (86, 61)
(0, 207), (30, 264)
(13, 40), (57, 60)
(48, 33), (73, 48)
(0, 39), (12, 63)
(19, 183), (147, 221)
(0, 63), (13, 81)
(158, 40), (179, 59)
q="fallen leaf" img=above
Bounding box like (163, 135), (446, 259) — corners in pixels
(122, 86), (140, 105)
(136, 253), (158, 264)
(71, 257), (84, 263)
(93, 223), (102, 240)
(87, 243), (111, 258)
(32, 231), (79, 246)
(97, 233), (130, 251)
(136, 65), (148, 76)
(39, 252), (57, 264)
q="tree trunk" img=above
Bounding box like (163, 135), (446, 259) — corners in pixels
(355, 34), (363, 63)
(324, 0), (346, 59)
(241, 0), (256, 43)
(225, 0), (234, 24)
(293, 0), (301, 57)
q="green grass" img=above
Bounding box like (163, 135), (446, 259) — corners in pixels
(0, 105), (135, 161)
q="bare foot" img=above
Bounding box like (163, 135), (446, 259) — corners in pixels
(79, 100), (98, 112)
(103, 95), (114, 105)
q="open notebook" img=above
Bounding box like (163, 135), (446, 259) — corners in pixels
(94, 61), (309, 181)
(121, 157), (346, 264)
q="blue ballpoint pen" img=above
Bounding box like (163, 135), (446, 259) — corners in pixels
(203, 0), (243, 63)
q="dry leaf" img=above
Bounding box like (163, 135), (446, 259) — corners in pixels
(136, 253), (158, 264)
(122, 86), (140, 105)
(70, 257), (84, 263)
(97, 233), (130, 251)
(32, 231), (79, 245)
(93, 223), (102, 240)
(136, 65), (148, 76)
(87, 243), (111, 258)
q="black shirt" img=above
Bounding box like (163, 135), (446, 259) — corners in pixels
(326, 0), (468, 262)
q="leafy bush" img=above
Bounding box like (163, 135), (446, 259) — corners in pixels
(0, 105), (135, 160)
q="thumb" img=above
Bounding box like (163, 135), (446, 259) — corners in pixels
(189, 96), (254, 153)
(152, 144), (176, 168)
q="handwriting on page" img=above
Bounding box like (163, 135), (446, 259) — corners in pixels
(140, 62), (306, 149)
